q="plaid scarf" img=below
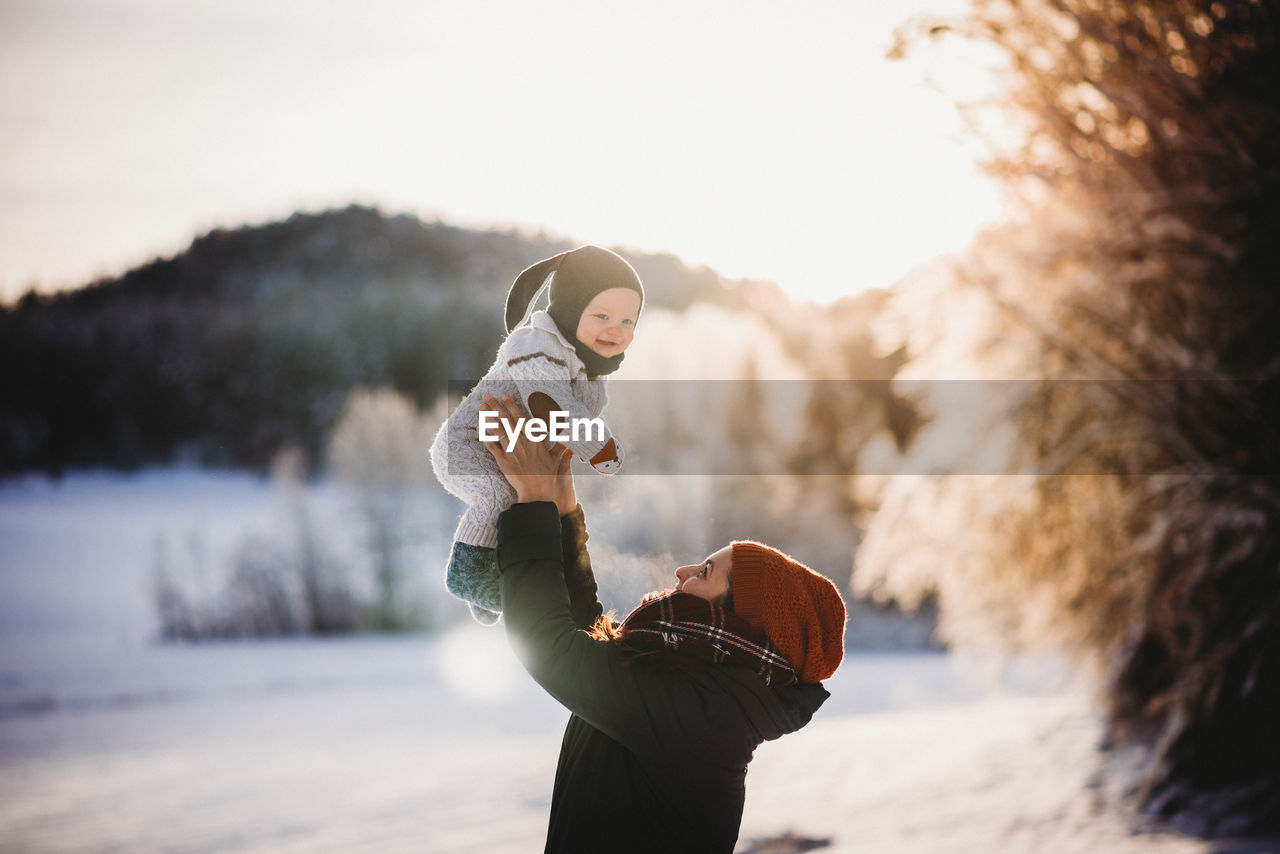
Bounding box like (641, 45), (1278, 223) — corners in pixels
(618, 590), (798, 687)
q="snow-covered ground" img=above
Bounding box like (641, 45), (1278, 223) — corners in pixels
(0, 470), (1212, 853)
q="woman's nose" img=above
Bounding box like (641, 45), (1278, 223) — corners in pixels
(674, 565), (694, 582)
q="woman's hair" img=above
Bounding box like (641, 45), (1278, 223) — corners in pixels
(587, 587), (735, 671)
(587, 612), (624, 644)
(588, 613), (703, 672)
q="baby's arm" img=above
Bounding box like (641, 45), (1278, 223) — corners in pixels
(524, 391), (623, 474)
(503, 333), (623, 473)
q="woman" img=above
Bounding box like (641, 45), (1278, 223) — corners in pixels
(482, 393), (846, 853)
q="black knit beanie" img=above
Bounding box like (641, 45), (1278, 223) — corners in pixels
(504, 245), (645, 375)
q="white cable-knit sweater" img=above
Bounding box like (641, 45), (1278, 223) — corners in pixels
(429, 310), (623, 547)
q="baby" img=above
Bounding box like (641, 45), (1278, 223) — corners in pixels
(429, 245), (643, 623)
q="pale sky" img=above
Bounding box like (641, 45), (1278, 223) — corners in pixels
(0, 0), (1006, 304)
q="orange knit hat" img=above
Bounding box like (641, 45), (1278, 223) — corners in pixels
(730, 541), (847, 683)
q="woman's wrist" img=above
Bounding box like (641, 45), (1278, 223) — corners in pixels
(516, 482), (559, 506)
(555, 488), (578, 517)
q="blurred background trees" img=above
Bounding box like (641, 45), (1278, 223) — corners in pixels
(0, 208), (561, 474)
(0, 208), (728, 475)
(860, 0), (1279, 835)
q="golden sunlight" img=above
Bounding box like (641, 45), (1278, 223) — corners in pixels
(0, 0), (1003, 303)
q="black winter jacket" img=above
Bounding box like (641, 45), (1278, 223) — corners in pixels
(497, 502), (830, 854)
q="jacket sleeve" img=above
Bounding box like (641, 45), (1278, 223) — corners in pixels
(502, 330), (620, 469)
(497, 503), (709, 760)
(560, 504), (605, 630)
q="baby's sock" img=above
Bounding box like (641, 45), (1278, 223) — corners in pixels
(445, 542), (501, 625)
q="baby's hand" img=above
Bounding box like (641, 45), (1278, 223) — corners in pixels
(588, 438), (623, 475)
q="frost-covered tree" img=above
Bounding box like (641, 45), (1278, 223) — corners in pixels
(861, 0), (1280, 835)
(328, 387), (442, 630)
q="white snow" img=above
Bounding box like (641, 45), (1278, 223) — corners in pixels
(0, 470), (1209, 853)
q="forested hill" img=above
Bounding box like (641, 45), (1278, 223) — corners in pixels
(0, 205), (775, 476)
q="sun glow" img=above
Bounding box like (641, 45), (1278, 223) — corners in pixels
(436, 621), (523, 702)
(1, 0), (1005, 304)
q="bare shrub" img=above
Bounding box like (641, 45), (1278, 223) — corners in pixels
(150, 449), (358, 640)
(152, 536), (200, 641)
(219, 535), (304, 636)
(271, 448), (360, 633)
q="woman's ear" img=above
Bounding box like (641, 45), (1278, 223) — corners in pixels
(505, 252), (567, 332)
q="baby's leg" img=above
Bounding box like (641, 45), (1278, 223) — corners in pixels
(443, 472), (517, 624)
(450, 473), (517, 548)
(446, 542), (501, 625)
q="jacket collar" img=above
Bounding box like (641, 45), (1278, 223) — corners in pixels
(530, 310), (587, 374)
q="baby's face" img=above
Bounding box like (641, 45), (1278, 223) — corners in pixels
(575, 288), (641, 358)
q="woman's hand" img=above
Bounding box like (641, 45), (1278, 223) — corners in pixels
(481, 394), (578, 516)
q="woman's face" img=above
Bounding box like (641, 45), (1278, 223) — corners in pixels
(674, 545), (733, 604)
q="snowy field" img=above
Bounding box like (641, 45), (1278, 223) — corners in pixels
(0, 470), (1216, 853)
